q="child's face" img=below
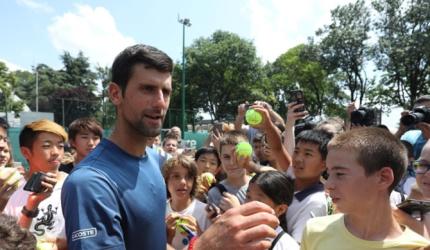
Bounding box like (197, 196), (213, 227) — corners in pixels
(167, 165), (194, 200)
(325, 148), (379, 214)
(163, 139), (178, 154)
(292, 141), (325, 180)
(22, 132), (64, 172)
(71, 130), (101, 159)
(0, 143), (11, 168)
(246, 183), (286, 217)
(196, 153), (219, 176)
(220, 144), (246, 178)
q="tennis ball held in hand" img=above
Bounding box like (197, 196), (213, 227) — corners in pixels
(245, 109), (263, 125)
(235, 141), (253, 158)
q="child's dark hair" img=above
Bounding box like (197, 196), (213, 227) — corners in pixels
(249, 171), (294, 232)
(68, 117), (103, 141)
(195, 147), (221, 166)
(296, 129), (333, 160)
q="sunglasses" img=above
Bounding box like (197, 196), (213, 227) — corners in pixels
(414, 161), (430, 174)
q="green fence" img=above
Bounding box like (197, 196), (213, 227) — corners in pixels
(8, 128), (210, 168)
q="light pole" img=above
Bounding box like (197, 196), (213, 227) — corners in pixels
(178, 17), (191, 139)
(35, 69), (39, 112)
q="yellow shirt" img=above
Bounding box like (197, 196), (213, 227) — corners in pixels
(301, 214), (430, 250)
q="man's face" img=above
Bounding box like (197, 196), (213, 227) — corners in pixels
(70, 130), (101, 159)
(292, 141), (325, 180)
(113, 64), (172, 137)
(325, 149), (380, 214)
(414, 101), (430, 139)
(22, 132), (64, 172)
(415, 142), (430, 198)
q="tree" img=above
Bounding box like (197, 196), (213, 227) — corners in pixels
(268, 43), (346, 117)
(0, 62), (25, 115)
(95, 66), (116, 129)
(182, 30), (267, 121)
(316, 0), (373, 105)
(372, 0), (430, 108)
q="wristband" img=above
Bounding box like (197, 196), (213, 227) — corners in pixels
(21, 206), (39, 218)
(188, 236), (198, 250)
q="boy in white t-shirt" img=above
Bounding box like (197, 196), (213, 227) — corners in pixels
(3, 119), (68, 249)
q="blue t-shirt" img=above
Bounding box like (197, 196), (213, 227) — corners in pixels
(61, 139), (167, 250)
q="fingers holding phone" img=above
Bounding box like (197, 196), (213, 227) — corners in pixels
(24, 172), (57, 204)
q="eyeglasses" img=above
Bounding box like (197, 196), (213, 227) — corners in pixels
(414, 161), (430, 174)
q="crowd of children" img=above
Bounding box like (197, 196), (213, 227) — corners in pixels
(0, 43), (430, 250)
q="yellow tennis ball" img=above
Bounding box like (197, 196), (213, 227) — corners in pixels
(245, 109), (263, 125)
(236, 142), (253, 158)
(201, 172), (216, 186)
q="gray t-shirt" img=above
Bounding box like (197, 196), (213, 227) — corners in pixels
(207, 179), (249, 207)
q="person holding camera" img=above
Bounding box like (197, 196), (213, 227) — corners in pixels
(396, 95), (430, 159)
(3, 119), (68, 250)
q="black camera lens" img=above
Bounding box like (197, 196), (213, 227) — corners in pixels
(350, 110), (366, 125)
(401, 113), (424, 126)
(400, 106), (430, 126)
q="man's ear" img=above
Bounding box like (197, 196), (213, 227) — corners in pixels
(378, 166), (395, 191)
(20, 146), (31, 161)
(108, 82), (122, 106)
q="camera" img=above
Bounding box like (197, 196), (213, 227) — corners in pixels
(350, 107), (378, 126)
(400, 106), (430, 126)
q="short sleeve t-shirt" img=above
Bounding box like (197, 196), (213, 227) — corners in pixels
(62, 139), (167, 250)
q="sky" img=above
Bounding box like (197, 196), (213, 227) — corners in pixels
(0, 0), (402, 129)
(0, 0), (359, 71)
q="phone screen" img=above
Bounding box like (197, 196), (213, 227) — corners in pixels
(289, 90), (305, 112)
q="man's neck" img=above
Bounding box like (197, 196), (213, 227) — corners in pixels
(344, 198), (403, 241)
(109, 121), (151, 157)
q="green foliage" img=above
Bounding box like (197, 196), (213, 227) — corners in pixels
(95, 66), (116, 129)
(268, 43), (346, 117)
(316, 0), (373, 105)
(181, 30), (267, 121)
(372, 0), (430, 108)
(0, 62), (25, 115)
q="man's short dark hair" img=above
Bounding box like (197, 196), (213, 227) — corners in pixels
(111, 44), (173, 93)
(0, 214), (36, 250)
(296, 129), (333, 160)
(68, 117), (103, 141)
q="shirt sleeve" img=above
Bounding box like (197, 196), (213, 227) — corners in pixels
(61, 168), (125, 250)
